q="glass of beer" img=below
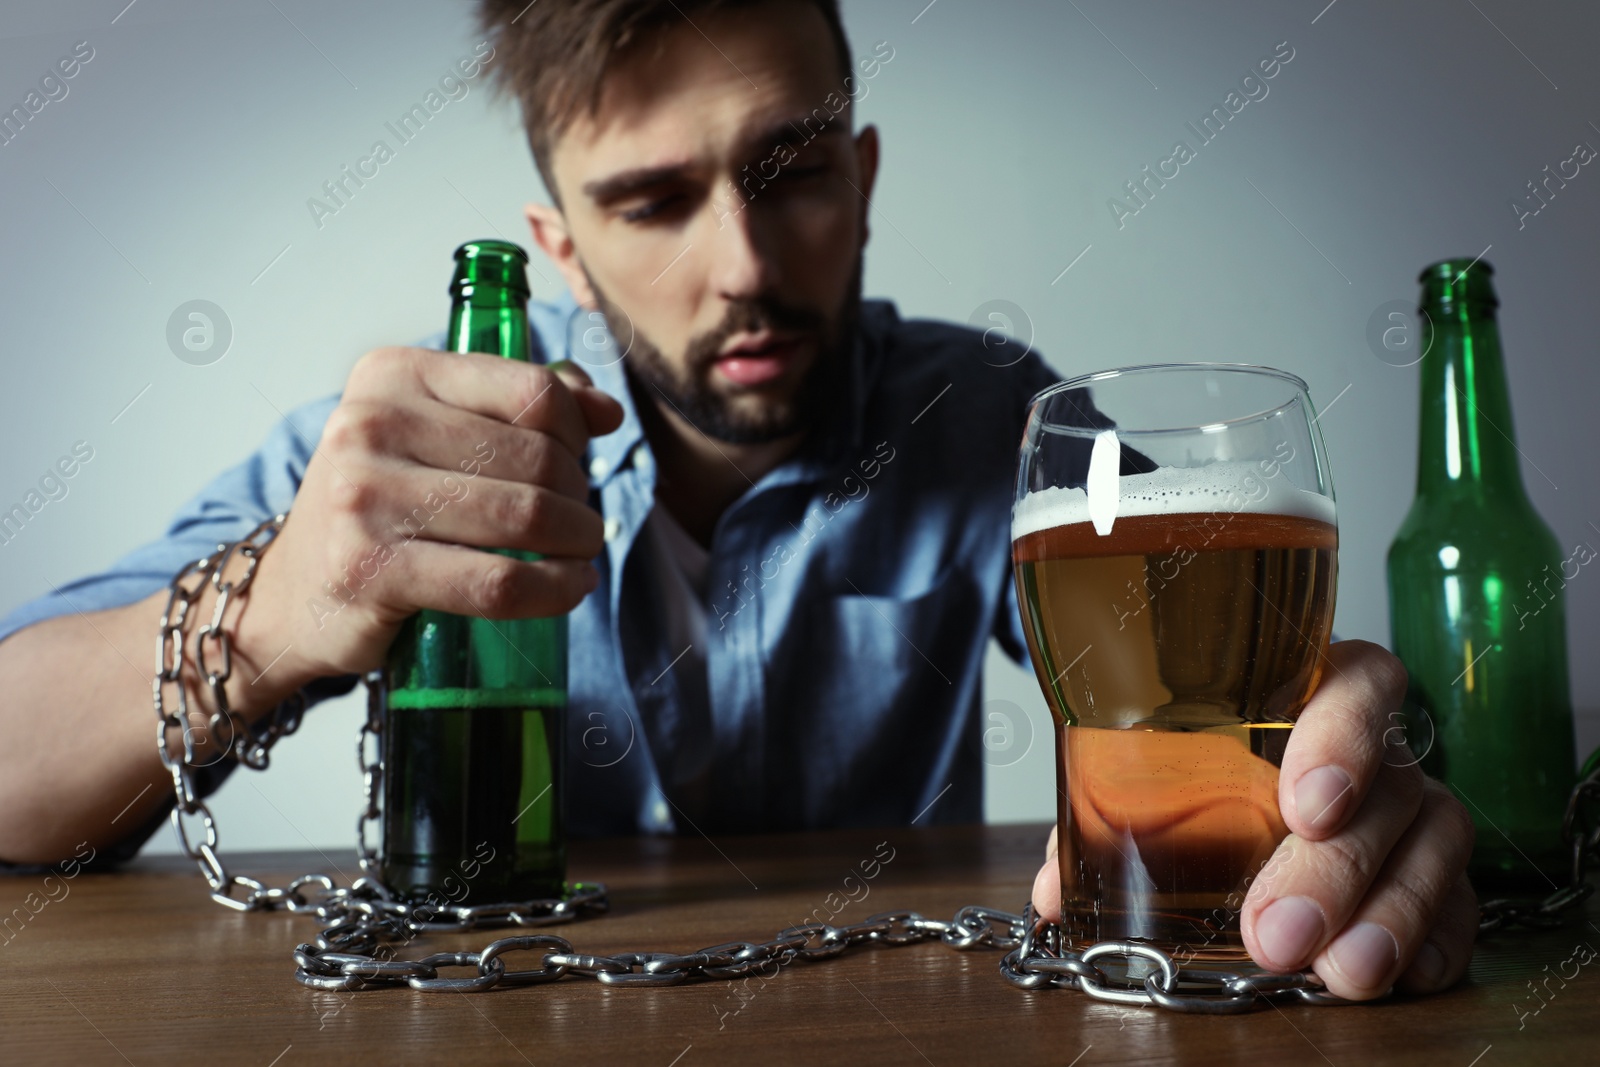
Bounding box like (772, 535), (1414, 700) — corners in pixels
(1012, 363), (1338, 963)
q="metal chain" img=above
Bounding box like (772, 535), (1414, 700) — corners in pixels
(152, 517), (611, 923)
(354, 669), (384, 875)
(289, 902), (1357, 1014)
(293, 905), (1015, 994)
(999, 907), (1356, 1014)
(155, 515), (312, 907)
(154, 519), (1600, 1013)
(295, 669), (1355, 1012)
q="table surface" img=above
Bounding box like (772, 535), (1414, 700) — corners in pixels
(1, 823), (1594, 1066)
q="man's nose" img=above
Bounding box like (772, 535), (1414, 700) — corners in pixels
(707, 207), (779, 302)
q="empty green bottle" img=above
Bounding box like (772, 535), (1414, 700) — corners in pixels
(381, 240), (567, 904)
(1387, 258), (1577, 888)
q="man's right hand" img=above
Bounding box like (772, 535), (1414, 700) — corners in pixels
(0, 345), (624, 864)
(0, 345), (622, 862)
(245, 346), (624, 688)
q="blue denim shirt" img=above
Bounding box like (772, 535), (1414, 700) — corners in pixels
(0, 293), (1058, 856)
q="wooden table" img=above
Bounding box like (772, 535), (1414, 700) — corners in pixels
(2, 823), (1594, 1065)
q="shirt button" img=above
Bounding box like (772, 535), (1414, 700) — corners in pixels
(633, 446), (653, 477)
(603, 518), (622, 543)
(589, 455), (610, 481)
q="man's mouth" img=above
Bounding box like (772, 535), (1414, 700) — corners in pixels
(713, 332), (804, 387)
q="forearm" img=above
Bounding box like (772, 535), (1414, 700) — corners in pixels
(0, 573), (314, 864)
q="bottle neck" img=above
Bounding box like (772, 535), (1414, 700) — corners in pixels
(448, 283), (531, 361)
(1415, 297), (1527, 499)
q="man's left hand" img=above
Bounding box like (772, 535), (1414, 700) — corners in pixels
(1030, 640), (1478, 1000)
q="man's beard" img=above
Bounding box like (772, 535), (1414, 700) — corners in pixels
(585, 258), (861, 445)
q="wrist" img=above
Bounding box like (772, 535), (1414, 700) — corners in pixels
(209, 546), (330, 722)
(164, 520), (325, 738)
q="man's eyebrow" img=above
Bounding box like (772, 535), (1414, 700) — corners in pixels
(581, 163), (692, 203)
(744, 117), (850, 155)
(579, 118), (850, 202)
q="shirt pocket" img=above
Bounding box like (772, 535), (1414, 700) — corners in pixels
(763, 575), (979, 827)
(819, 582), (965, 682)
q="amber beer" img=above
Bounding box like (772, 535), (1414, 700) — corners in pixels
(1013, 466), (1337, 961)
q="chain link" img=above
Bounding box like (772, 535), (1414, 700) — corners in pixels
(355, 673), (385, 876)
(153, 518), (1600, 1012)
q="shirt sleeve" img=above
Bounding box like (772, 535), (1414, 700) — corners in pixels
(0, 394), (339, 644)
(990, 351), (1166, 665)
(992, 351), (1063, 665)
(994, 570), (1029, 666)
(0, 394), (349, 872)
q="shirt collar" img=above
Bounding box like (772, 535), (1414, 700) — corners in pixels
(534, 291), (643, 485)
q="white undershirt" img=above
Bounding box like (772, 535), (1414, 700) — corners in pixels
(640, 504), (716, 822)
(644, 503), (711, 650)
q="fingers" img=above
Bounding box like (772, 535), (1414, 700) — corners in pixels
(276, 348), (622, 678)
(1028, 638), (1473, 1003)
(325, 399), (592, 503)
(1308, 779), (1476, 1000)
(544, 358), (591, 388)
(350, 347), (623, 457)
(337, 458), (604, 559)
(1033, 825), (1061, 922)
(382, 539), (599, 622)
(1395, 872), (1477, 995)
(1242, 756), (1425, 975)
(547, 359), (626, 438)
(318, 351), (617, 569)
(1279, 640), (1411, 841)
(1249, 638), (1474, 997)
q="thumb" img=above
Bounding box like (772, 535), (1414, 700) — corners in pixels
(1033, 825), (1062, 922)
(547, 359), (624, 436)
(545, 358), (593, 389)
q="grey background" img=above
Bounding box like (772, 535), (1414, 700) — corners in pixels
(1, 0), (1596, 852)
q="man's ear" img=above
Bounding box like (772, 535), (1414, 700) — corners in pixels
(852, 124), (880, 245)
(525, 202), (598, 308)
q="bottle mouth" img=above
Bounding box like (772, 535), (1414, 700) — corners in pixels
(455, 239), (529, 264)
(1419, 257), (1493, 283)
(1418, 256), (1497, 309)
(451, 239), (531, 296)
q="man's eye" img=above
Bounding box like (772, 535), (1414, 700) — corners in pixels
(781, 164), (827, 181)
(620, 195), (682, 223)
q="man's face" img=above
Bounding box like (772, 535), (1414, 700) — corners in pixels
(544, 0), (876, 444)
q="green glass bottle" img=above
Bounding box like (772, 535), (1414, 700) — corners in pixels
(381, 240), (567, 903)
(1387, 258), (1576, 888)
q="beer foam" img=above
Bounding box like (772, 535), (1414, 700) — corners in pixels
(1011, 462), (1336, 541)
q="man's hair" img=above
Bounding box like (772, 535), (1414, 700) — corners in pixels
(477, 0), (854, 202)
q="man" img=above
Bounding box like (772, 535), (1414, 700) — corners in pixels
(0, 0), (1474, 1001)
